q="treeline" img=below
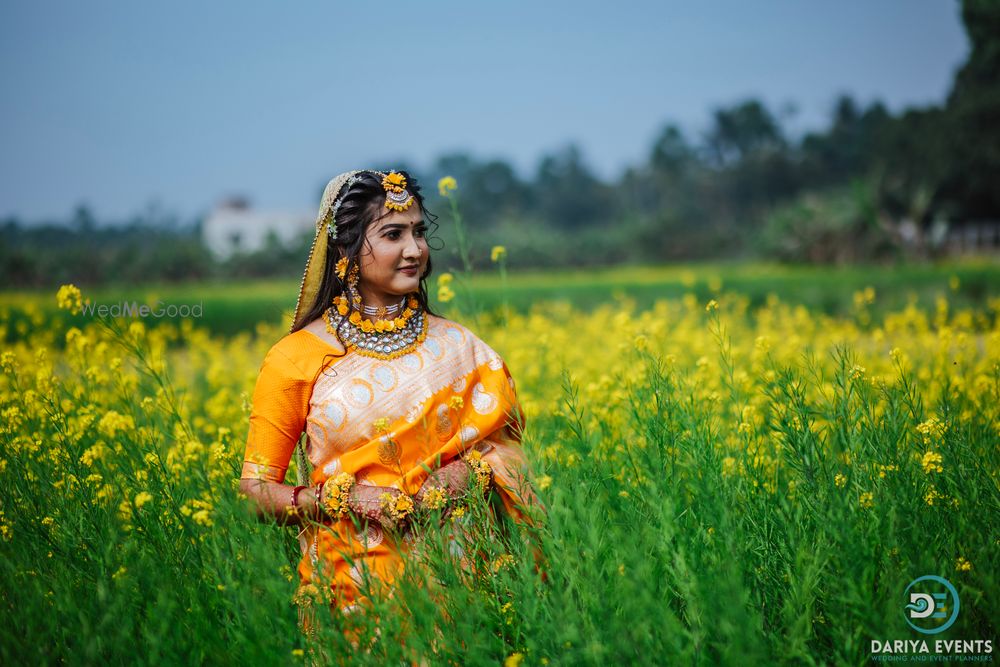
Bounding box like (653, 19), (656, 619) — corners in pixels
(2, 0), (996, 288)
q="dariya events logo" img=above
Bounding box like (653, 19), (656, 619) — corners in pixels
(870, 575), (992, 662)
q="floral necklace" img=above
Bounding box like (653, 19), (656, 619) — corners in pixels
(324, 294), (427, 360)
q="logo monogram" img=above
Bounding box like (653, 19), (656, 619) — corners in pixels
(904, 575), (960, 635)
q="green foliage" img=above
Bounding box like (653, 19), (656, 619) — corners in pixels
(756, 184), (893, 263)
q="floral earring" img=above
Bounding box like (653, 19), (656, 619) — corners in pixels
(335, 257), (349, 281)
(346, 264), (362, 309)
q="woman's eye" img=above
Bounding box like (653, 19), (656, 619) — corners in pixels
(387, 231), (401, 240)
(415, 228), (426, 238)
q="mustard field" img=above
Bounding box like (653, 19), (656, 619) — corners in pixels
(1, 266), (997, 665)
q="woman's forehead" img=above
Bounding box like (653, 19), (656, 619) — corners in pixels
(374, 207), (422, 230)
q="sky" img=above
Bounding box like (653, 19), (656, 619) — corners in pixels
(0, 1), (969, 224)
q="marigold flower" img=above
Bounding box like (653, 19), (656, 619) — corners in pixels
(394, 494), (414, 514)
(383, 172), (407, 189)
(437, 176), (457, 197)
(422, 487), (447, 510)
(335, 257), (349, 280)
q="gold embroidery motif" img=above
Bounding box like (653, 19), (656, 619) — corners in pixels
(377, 435), (401, 466)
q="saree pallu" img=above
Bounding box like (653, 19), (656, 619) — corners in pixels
(241, 315), (536, 609)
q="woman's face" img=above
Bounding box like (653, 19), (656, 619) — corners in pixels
(356, 204), (429, 305)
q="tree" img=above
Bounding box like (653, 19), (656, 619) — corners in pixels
(940, 0), (1000, 219)
(533, 144), (616, 228)
(705, 99), (786, 168)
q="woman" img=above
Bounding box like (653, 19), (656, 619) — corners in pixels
(238, 169), (538, 619)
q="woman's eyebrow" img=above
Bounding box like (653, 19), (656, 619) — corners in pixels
(379, 220), (426, 232)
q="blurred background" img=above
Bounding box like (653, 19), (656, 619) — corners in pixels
(1, 0), (997, 289)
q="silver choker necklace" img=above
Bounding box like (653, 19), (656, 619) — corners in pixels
(324, 305), (427, 360)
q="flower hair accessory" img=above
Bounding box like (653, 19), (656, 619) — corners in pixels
(382, 171), (415, 212)
(325, 173), (365, 240)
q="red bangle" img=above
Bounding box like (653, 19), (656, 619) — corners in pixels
(290, 485), (307, 515)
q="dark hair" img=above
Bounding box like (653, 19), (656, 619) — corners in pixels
(291, 171), (441, 359)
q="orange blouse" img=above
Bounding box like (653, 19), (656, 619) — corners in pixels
(240, 315), (537, 609)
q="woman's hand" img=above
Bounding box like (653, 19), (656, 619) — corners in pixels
(413, 459), (474, 509)
(347, 484), (408, 532)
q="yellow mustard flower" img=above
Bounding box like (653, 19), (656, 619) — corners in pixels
(438, 176), (457, 197)
(56, 284), (83, 315)
(437, 285), (455, 303)
(492, 553), (515, 572)
(504, 653), (524, 667)
(134, 492), (153, 509)
(491, 245), (507, 262)
(921, 451), (944, 474)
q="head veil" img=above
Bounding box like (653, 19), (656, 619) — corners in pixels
(290, 170), (365, 332)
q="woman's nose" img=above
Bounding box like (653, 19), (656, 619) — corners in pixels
(402, 234), (422, 258)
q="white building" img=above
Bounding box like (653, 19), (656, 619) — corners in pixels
(202, 197), (314, 259)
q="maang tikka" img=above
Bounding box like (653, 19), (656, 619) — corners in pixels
(326, 170), (414, 241)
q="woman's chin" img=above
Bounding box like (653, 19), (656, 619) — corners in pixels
(392, 276), (420, 294)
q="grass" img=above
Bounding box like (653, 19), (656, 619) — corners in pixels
(0, 259), (997, 664)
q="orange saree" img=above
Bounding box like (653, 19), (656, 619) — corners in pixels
(240, 314), (536, 609)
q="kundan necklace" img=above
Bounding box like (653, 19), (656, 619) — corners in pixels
(325, 294), (427, 360)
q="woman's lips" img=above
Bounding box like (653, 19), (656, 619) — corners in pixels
(398, 266), (418, 276)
